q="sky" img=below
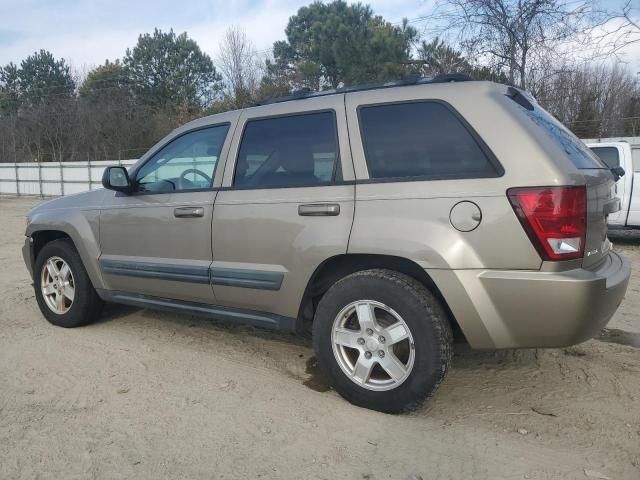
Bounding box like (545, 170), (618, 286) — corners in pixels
(0, 0), (638, 76)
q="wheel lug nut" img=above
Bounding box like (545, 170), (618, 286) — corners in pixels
(379, 336), (385, 343)
(364, 351), (372, 359)
(357, 338), (365, 345)
(366, 328), (373, 336)
(378, 350), (385, 358)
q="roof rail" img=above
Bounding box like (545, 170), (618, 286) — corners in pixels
(253, 73), (473, 106)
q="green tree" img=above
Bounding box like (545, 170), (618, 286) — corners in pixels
(272, 0), (418, 90)
(79, 60), (131, 103)
(417, 38), (467, 75)
(0, 50), (75, 111)
(417, 38), (508, 82)
(0, 62), (20, 114)
(253, 58), (296, 102)
(18, 50), (75, 104)
(123, 29), (223, 110)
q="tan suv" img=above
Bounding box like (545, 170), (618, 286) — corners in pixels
(22, 76), (631, 412)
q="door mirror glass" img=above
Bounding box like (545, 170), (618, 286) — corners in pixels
(102, 166), (132, 193)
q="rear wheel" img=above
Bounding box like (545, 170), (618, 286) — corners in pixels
(312, 269), (452, 413)
(34, 239), (103, 327)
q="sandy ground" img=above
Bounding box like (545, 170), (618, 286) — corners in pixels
(1, 196), (639, 480)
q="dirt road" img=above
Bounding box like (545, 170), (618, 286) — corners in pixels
(1, 196), (639, 479)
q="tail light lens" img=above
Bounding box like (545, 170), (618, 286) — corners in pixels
(507, 186), (586, 261)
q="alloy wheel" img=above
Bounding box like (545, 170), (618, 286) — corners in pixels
(331, 300), (415, 391)
(40, 256), (75, 314)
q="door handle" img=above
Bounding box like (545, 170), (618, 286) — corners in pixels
(174, 206), (205, 218)
(298, 203), (340, 216)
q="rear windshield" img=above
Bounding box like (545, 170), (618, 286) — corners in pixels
(509, 91), (607, 170)
(589, 146), (619, 169)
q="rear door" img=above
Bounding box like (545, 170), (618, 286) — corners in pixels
(210, 96), (355, 320)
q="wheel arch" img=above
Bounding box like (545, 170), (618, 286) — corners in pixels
(29, 224), (104, 290)
(298, 253), (464, 341)
(32, 230), (73, 262)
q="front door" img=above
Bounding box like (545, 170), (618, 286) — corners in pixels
(210, 96), (355, 320)
(99, 120), (235, 304)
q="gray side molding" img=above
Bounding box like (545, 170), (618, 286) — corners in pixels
(210, 267), (284, 290)
(100, 259), (285, 291)
(100, 259), (210, 284)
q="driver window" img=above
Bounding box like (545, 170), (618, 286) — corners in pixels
(136, 125), (229, 193)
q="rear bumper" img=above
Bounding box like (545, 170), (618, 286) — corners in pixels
(430, 251), (630, 349)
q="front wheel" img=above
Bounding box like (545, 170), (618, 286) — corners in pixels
(312, 269), (452, 413)
(33, 239), (103, 328)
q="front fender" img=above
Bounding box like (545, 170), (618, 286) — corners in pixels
(27, 206), (105, 290)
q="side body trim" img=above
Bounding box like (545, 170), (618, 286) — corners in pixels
(100, 259), (210, 284)
(209, 267), (284, 290)
(99, 259), (284, 290)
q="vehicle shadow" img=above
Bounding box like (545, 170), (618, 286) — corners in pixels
(95, 300), (542, 368)
(96, 300), (312, 349)
(96, 302), (140, 323)
(608, 228), (640, 245)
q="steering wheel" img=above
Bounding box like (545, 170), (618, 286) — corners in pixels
(179, 168), (212, 188)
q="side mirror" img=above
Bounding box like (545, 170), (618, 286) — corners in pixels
(102, 166), (133, 193)
(611, 166), (625, 182)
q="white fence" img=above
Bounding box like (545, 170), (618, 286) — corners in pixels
(0, 159), (137, 196)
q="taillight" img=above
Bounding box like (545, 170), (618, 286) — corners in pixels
(507, 186), (586, 261)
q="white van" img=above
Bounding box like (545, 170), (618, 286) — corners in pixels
(585, 137), (640, 228)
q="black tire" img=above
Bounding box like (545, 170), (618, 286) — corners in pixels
(312, 269), (452, 413)
(33, 238), (104, 327)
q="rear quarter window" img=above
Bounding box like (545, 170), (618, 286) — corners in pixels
(358, 101), (502, 180)
(507, 91), (606, 170)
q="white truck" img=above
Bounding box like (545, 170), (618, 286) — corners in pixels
(584, 137), (640, 228)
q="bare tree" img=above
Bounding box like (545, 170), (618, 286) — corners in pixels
(217, 26), (261, 107)
(621, 0), (640, 35)
(535, 62), (640, 137)
(432, 0), (624, 90)
(598, 0), (640, 58)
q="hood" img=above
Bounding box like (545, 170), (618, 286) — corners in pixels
(28, 189), (110, 216)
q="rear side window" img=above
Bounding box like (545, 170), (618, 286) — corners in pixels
(358, 101), (500, 180)
(234, 111), (339, 188)
(589, 147), (619, 169)
(507, 92), (606, 170)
